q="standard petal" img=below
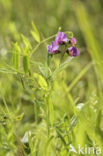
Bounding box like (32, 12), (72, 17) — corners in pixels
(56, 32), (68, 44)
(52, 41), (59, 52)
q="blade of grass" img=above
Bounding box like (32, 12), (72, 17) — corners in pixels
(68, 62), (92, 92)
(74, 3), (103, 81)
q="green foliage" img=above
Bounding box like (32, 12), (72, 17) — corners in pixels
(33, 73), (47, 90)
(13, 42), (20, 70)
(23, 55), (30, 73)
(0, 0), (103, 155)
(75, 2), (103, 81)
(21, 34), (32, 54)
(31, 22), (40, 43)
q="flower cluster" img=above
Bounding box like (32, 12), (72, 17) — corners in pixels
(47, 32), (80, 57)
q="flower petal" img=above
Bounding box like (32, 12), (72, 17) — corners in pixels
(56, 32), (68, 44)
(68, 47), (80, 56)
(47, 45), (52, 53)
(52, 41), (59, 52)
(71, 37), (77, 44)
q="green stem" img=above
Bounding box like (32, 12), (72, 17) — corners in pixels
(45, 94), (50, 136)
(60, 44), (67, 63)
(34, 100), (38, 124)
(46, 83), (54, 136)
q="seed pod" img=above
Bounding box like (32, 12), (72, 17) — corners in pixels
(13, 43), (20, 70)
(23, 55), (30, 73)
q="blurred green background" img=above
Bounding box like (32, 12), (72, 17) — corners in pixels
(0, 0), (103, 100)
(0, 0), (103, 155)
(0, 0), (102, 49)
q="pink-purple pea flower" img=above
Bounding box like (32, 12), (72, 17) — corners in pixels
(47, 41), (59, 54)
(56, 32), (68, 44)
(71, 37), (77, 45)
(68, 46), (80, 57)
(47, 31), (80, 57)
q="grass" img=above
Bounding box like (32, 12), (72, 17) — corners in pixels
(0, 0), (103, 156)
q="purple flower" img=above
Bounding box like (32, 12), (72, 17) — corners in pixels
(68, 47), (80, 56)
(47, 41), (59, 54)
(71, 37), (77, 45)
(56, 32), (68, 44)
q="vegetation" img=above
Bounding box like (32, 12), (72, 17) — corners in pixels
(0, 0), (103, 155)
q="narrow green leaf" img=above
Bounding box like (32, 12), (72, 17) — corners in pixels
(31, 22), (40, 43)
(31, 31), (40, 43)
(33, 73), (47, 90)
(21, 34), (32, 54)
(56, 130), (67, 146)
